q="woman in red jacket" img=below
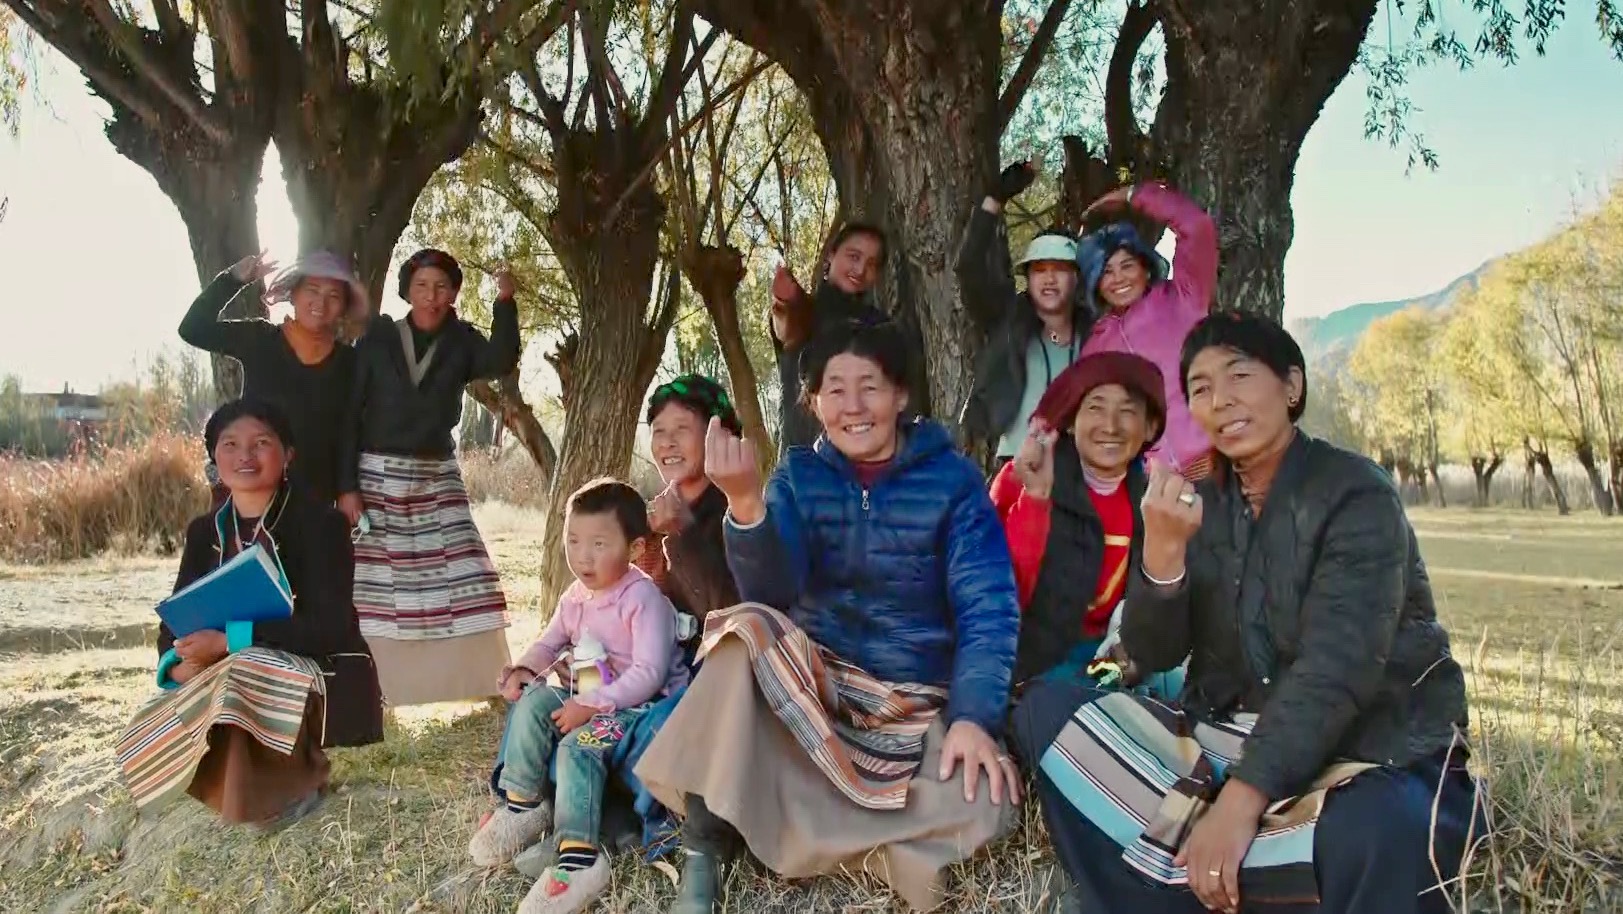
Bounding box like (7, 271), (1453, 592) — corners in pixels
(989, 351), (1183, 692)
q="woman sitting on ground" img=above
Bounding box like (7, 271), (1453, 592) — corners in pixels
(1011, 312), (1480, 914)
(116, 398), (383, 829)
(637, 320), (1022, 914)
(178, 251), (369, 506)
(990, 350), (1178, 696)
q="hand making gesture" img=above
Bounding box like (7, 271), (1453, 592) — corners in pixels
(704, 416), (765, 525)
(229, 251), (279, 285)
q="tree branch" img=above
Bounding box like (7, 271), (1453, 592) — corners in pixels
(81, 0), (231, 143)
(998, 0), (1074, 132)
(1106, 0), (1157, 168)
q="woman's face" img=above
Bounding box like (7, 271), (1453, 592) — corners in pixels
(1097, 250), (1150, 311)
(1070, 383), (1155, 477)
(650, 401), (707, 487)
(407, 265), (458, 330)
(212, 416), (290, 496)
(290, 276), (350, 335)
(1185, 346), (1303, 463)
(1027, 261), (1079, 319)
(812, 353), (908, 464)
(824, 233), (883, 296)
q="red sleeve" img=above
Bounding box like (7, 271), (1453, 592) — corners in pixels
(988, 462), (1051, 609)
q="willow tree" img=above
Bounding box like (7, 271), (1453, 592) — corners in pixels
(4, 0), (567, 396)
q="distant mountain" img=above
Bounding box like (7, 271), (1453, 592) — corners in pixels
(1290, 259), (1498, 366)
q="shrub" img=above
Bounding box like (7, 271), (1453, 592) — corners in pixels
(0, 434), (208, 563)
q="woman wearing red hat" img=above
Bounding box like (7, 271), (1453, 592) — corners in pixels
(989, 351), (1181, 694)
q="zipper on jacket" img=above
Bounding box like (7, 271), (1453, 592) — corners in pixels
(861, 489), (870, 511)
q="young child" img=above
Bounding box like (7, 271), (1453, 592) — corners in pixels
(469, 478), (689, 914)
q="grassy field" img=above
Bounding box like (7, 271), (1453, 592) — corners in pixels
(1, 506), (1620, 913)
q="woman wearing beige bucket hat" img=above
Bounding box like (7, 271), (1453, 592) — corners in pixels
(179, 250), (371, 506)
(956, 161), (1094, 468)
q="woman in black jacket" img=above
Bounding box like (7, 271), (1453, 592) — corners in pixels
(178, 251), (368, 505)
(336, 249), (523, 707)
(115, 398), (382, 829)
(1010, 312), (1481, 914)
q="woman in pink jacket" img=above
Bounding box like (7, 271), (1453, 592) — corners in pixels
(1077, 183), (1218, 480)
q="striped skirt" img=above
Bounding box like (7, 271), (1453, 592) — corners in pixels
(353, 453), (510, 640)
(116, 648), (327, 821)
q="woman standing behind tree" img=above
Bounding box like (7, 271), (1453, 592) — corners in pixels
(178, 251), (369, 505)
(1076, 181), (1219, 480)
(336, 249), (523, 707)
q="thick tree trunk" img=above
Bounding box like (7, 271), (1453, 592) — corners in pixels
(692, 0), (1003, 425)
(1470, 454), (1503, 508)
(533, 136), (677, 608)
(104, 118), (268, 401)
(681, 244), (775, 474)
(1148, 1), (1378, 318)
(1531, 445), (1571, 515)
(1429, 464), (1446, 508)
(1573, 439), (1614, 516)
(272, 31), (483, 310)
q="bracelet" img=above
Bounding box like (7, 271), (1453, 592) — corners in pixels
(1142, 566), (1185, 587)
(1126, 184), (1138, 206)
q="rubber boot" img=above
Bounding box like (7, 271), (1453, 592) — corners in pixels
(669, 850), (724, 914)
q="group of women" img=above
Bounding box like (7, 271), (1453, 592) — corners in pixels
(115, 171), (1483, 914)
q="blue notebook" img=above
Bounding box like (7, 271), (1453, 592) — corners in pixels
(157, 543), (294, 638)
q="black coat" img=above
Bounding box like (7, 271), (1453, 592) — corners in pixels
(160, 490), (384, 748)
(1013, 439), (1146, 685)
(955, 208), (1094, 444)
(660, 484), (740, 634)
(1121, 433), (1469, 800)
(774, 282), (888, 452)
(337, 299), (521, 492)
(178, 273), (356, 504)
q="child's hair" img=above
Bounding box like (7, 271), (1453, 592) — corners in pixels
(567, 477), (652, 541)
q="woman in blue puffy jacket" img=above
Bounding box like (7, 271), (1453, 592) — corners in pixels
(636, 320), (1022, 914)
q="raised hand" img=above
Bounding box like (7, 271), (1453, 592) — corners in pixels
(771, 265), (803, 307)
(704, 416), (764, 524)
(495, 267), (518, 300)
(1081, 184), (1134, 222)
(991, 161), (1039, 204)
(648, 483), (688, 536)
(1139, 460), (1203, 583)
(1013, 421), (1055, 500)
(229, 250), (279, 285)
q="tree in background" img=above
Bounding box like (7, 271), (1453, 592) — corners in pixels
(1350, 307), (1449, 505)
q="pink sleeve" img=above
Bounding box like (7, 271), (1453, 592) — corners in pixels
(1133, 182), (1218, 318)
(515, 601), (573, 673)
(579, 582), (676, 712)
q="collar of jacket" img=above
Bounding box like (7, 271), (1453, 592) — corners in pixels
(1211, 429), (1312, 512)
(810, 418), (954, 487)
(1050, 434), (1148, 517)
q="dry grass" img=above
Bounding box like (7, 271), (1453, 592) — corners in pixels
(0, 507), (1619, 912)
(0, 435), (208, 564)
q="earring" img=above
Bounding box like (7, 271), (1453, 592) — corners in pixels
(1288, 396), (1300, 407)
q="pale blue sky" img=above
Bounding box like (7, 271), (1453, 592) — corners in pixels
(0, 14), (1619, 392)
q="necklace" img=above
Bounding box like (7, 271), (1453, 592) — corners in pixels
(1039, 329), (1080, 385)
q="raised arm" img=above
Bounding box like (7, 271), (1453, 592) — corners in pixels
(335, 326), (377, 499)
(1228, 483), (1410, 800)
(178, 272), (271, 358)
(467, 293), (522, 381)
(1120, 462), (1204, 672)
(723, 470), (808, 611)
(1129, 182), (1218, 314)
(942, 478), (1020, 733)
(955, 162), (1037, 329)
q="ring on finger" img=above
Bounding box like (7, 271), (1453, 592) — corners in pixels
(1178, 491), (1197, 506)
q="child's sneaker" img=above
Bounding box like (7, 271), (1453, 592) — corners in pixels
(470, 802), (553, 867)
(517, 856), (611, 914)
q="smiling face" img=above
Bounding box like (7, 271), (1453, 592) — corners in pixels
(1071, 383), (1156, 477)
(564, 509), (643, 592)
(407, 265), (459, 331)
(650, 401), (707, 488)
(290, 276), (350, 335)
(212, 415), (290, 498)
(824, 232), (884, 296)
(811, 352), (908, 463)
(1097, 249), (1151, 311)
(1185, 346), (1304, 464)
(1027, 260), (1079, 319)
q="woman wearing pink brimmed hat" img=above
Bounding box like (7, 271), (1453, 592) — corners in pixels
(179, 250), (371, 506)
